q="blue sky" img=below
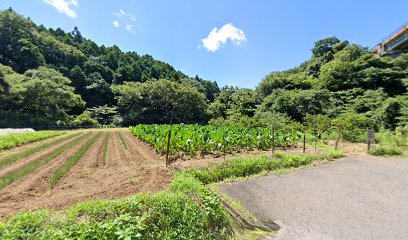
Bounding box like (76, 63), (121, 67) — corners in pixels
(1, 0), (407, 88)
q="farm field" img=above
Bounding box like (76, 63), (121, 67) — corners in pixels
(0, 129), (171, 217)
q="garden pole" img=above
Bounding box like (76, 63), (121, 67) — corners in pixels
(271, 125), (275, 158)
(314, 131), (317, 153)
(165, 108), (175, 167)
(303, 130), (306, 153)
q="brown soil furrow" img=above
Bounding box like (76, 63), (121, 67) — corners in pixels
(0, 131), (79, 158)
(95, 132), (106, 167)
(33, 131), (147, 209)
(0, 132), (94, 217)
(123, 131), (171, 193)
(122, 131), (163, 164)
(0, 130), (173, 218)
(0, 133), (85, 178)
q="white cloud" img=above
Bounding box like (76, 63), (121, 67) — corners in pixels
(202, 23), (246, 52)
(43, 0), (78, 18)
(126, 23), (134, 32)
(113, 9), (137, 32)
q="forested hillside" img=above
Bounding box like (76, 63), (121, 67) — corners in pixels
(0, 8), (407, 131)
(0, 8), (219, 127)
(210, 37), (408, 131)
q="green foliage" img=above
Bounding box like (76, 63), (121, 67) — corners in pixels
(113, 79), (208, 125)
(71, 111), (100, 127)
(257, 89), (332, 122)
(0, 133), (89, 190)
(0, 133), (80, 169)
(0, 65), (85, 127)
(331, 112), (370, 142)
(0, 131), (64, 150)
(50, 132), (101, 188)
(369, 146), (403, 156)
(130, 124), (302, 156)
(0, 174), (232, 240)
(187, 152), (345, 184)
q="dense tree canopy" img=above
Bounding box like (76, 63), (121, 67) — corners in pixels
(113, 80), (208, 125)
(0, 9), (406, 131)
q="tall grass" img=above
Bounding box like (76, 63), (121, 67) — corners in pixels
(117, 132), (128, 150)
(0, 133), (82, 170)
(0, 131), (65, 150)
(102, 132), (110, 165)
(187, 151), (345, 184)
(0, 133), (90, 190)
(50, 132), (102, 188)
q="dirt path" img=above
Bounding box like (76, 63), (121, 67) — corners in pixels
(0, 130), (172, 217)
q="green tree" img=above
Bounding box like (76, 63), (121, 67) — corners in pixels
(113, 79), (208, 125)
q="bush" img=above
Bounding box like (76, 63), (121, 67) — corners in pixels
(369, 146), (402, 156)
(71, 111), (100, 127)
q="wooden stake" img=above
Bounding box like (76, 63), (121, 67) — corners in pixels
(165, 108), (175, 167)
(303, 130), (306, 153)
(271, 125), (275, 158)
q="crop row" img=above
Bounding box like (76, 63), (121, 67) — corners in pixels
(0, 133), (82, 170)
(130, 124), (302, 155)
(102, 132), (110, 165)
(50, 132), (101, 188)
(0, 131), (65, 150)
(0, 133), (90, 190)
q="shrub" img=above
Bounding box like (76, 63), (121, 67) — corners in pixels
(369, 146), (402, 156)
(71, 111), (100, 127)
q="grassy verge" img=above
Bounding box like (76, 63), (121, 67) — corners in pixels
(50, 132), (101, 188)
(0, 174), (232, 240)
(0, 151), (345, 239)
(187, 151), (344, 184)
(0, 131), (65, 150)
(118, 132), (128, 150)
(103, 132), (110, 165)
(0, 133), (89, 190)
(0, 133), (82, 170)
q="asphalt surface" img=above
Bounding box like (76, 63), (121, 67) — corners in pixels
(221, 156), (408, 240)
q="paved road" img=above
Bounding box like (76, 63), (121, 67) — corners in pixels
(221, 156), (408, 240)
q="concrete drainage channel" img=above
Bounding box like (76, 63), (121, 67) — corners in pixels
(215, 189), (280, 237)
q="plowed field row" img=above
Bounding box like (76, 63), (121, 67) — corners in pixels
(0, 129), (171, 217)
